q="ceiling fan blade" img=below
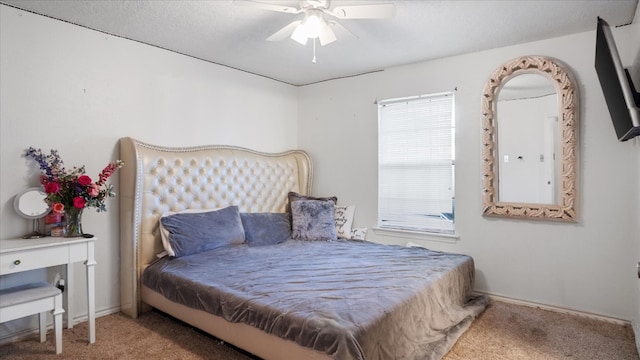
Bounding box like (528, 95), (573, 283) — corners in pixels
(330, 4), (396, 19)
(266, 20), (302, 42)
(318, 24), (336, 46)
(329, 20), (358, 40)
(235, 0), (302, 14)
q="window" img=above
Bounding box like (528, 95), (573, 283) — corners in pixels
(377, 91), (455, 234)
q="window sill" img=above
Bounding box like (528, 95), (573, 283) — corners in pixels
(373, 227), (459, 244)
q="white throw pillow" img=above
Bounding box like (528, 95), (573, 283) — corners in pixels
(335, 205), (356, 239)
(350, 227), (368, 240)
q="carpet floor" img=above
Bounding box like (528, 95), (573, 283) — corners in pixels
(1, 300), (638, 359)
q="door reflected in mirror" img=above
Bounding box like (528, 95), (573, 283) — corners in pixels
(497, 73), (559, 204)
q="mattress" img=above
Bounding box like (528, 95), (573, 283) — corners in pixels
(142, 239), (488, 360)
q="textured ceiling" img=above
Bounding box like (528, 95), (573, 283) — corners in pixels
(1, 0), (638, 86)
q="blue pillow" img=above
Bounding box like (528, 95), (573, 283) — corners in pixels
(240, 212), (291, 247)
(160, 206), (245, 257)
(291, 200), (337, 241)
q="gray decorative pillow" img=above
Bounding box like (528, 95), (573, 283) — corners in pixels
(159, 208), (221, 257)
(240, 212), (291, 247)
(291, 200), (337, 241)
(286, 191), (337, 214)
(160, 206), (245, 257)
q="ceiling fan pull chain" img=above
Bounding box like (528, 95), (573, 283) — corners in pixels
(312, 38), (317, 64)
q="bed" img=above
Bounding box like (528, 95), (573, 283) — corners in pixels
(119, 137), (488, 360)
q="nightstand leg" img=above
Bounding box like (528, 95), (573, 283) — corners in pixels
(85, 241), (96, 344)
(66, 263), (74, 329)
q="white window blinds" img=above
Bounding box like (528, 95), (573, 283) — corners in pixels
(378, 91), (455, 233)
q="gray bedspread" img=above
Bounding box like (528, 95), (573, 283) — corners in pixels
(142, 240), (488, 360)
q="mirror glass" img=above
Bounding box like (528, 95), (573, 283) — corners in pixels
(497, 73), (559, 204)
(15, 187), (49, 218)
(482, 56), (578, 221)
(14, 187), (50, 238)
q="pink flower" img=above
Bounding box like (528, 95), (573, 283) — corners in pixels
(73, 197), (86, 209)
(44, 182), (60, 194)
(88, 183), (100, 197)
(77, 175), (92, 186)
(52, 202), (65, 214)
(97, 162), (122, 185)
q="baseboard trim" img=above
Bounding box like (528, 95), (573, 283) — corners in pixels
(478, 291), (631, 326)
(0, 327), (37, 347)
(68, 305), (121, 326)
(634, 319), (640, 355)
(0, 305), (121, 346)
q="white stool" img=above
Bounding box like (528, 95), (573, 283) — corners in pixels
(0, 282), (64, 354)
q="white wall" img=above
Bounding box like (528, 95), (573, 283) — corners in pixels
(631, 5), (640, 351)
(0, 5), (298, 337)
(298, 25), (639, 321)
(634, 128), (640, 353)
(635, 137), (640, 350)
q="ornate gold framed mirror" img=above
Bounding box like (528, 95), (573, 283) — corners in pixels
(481, 56), (578, 221)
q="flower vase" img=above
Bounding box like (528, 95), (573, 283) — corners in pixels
(65, 208), (84, 237)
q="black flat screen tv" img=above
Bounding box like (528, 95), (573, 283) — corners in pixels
(595, 17), (640, 142)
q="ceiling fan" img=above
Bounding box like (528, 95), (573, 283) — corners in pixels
(238, 0), (395, 48)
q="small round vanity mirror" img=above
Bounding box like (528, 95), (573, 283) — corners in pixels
(14, 187), (50, 238)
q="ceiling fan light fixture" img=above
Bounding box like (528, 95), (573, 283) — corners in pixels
(318, 24), (336, 46)
(290, 24), (309, 45)
(290, 9), (331, 45)
(303, 11), (323, 38)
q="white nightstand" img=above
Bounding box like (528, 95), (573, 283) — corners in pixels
(0, 236), (96, 344)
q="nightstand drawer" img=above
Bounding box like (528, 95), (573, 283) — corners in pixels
(69, 242), (90, 262)
(0, 246), (69, 275)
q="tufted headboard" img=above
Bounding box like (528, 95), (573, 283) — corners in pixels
(118, 137), (312, 318)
